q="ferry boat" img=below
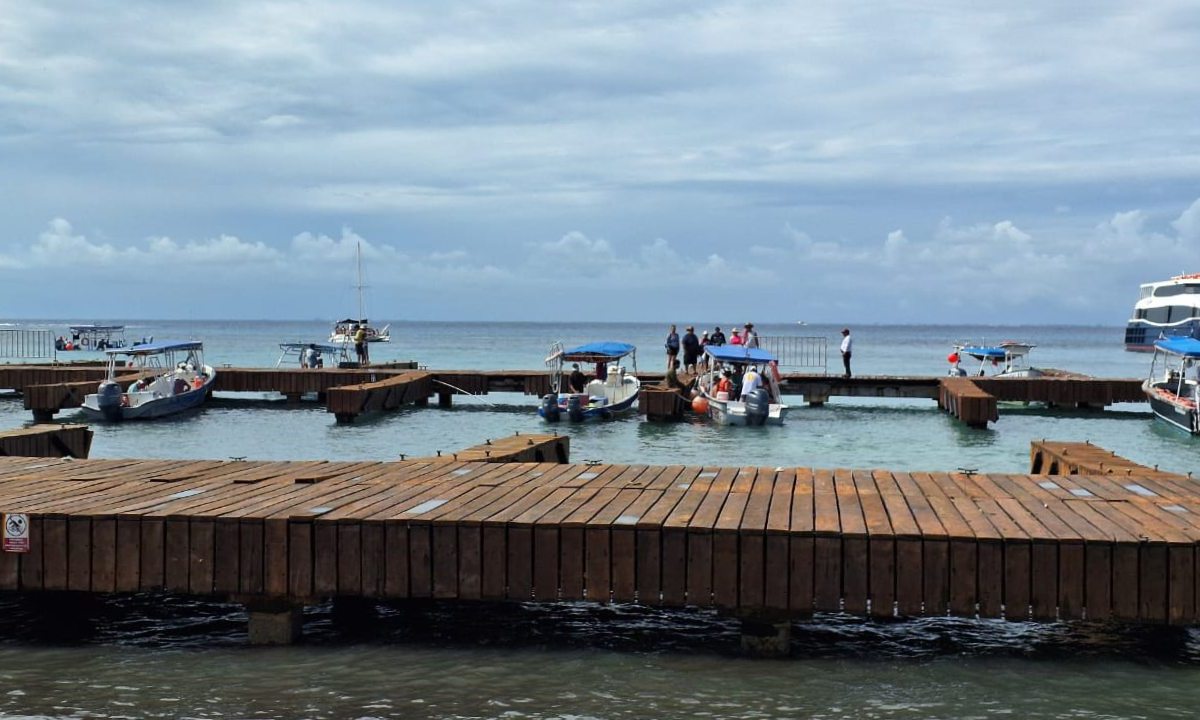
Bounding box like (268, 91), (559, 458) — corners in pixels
(1142, 335), (1200, 434)
(1124, 274), (1200, 351)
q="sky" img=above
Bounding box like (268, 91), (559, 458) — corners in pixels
(1, 1), (1199, 324)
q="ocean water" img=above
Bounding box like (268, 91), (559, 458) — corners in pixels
(1, 319), (1199, 719)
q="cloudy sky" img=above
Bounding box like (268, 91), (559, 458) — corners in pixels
(2, 1), (1199, 324)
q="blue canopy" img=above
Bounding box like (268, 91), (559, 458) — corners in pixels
(108, 340), (203, 355)
(960, 345), (1007, 360)
(561, 341), (636, 362)
(704, 344), (777, 363)
(279, 342), (345, 354)
(1154, 336), (1200, 358)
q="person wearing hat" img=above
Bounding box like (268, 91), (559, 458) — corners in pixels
(840, 328), (853, 378)
(710, 326), (726, 346)
(568, 362), (588, 393)
(681, 325), (700, 373)
(743, 322), (759, 348)
(730, 328), (743, 345)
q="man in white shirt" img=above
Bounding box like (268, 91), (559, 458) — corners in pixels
(840, 328), (853, 378)
(739, 365), (761, 400)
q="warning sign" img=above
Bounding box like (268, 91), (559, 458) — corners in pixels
(3, 513), (29, 553)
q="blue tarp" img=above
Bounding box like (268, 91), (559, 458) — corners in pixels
(109, 340), (203, 355)
(704, 345), (777, 363)
(1154, 336), (1200, 358)
(561, 342), (636, 360)
(960, 346), (1007, 360)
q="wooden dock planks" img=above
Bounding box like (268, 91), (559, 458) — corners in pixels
(0, 447), (1196, 624)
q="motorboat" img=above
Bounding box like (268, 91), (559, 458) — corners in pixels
(696, 344), (789, 426)
(539, 341), (640, 421)
(1143, 335), (1200, 434)
(1125, 274), (1200, 351)
(81, 340), (215, 421)
(60, 324), (129, 351)
(949, 341), (1043, 378)
(275, 341), (351, 368)
(330, 241), (390, 344)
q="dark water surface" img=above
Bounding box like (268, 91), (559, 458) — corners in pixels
(1, 321), (1198, 718)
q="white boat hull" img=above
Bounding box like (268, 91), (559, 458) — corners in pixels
(704, 394), (789, 426)
(82, 365), (216, 421)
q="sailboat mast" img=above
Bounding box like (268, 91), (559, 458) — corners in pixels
(356, 241), (365, 322)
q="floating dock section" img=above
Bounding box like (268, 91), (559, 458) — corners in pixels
(0, 424), (92, 458)
(0, 446), (1197, 632)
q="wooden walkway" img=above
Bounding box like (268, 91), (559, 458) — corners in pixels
(0, 453), (1196, 624)
(0, 424), (92, 458)
(1, 365), (1147, 426)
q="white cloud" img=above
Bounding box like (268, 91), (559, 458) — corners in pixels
(1171, 198), (1200, 242)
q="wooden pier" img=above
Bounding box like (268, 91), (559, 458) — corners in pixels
(1, 444), (1198, 643)
(0, 424), (92, 458)
(1, 364), (1147, 426)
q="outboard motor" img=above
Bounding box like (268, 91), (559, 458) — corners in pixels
(567, 394), (584, 422)
(95, 380), (125, 421)
(540, 393), (561, 422)
(745, 387), (770, 426)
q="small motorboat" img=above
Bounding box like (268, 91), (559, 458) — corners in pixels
(696, 344), (789, 426)
(81, 340), (215, 421)
(275, 341), (351, 368)
(1143, 335), (1200, 434)
(539, 341), (640, 421)
(949, 341), (1043, 378)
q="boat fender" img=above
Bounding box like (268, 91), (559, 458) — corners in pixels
(540, 393), (561, 422)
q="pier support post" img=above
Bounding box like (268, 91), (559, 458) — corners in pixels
(806, 393), (828, 407)
(31, 410), (56, 422)
(283, 392), (302, 405)
(438, 392), (453, 408)
(416, 396), (429, 407)
(739, 616), (792, 658)
(246, 602), (303, 645)
(334, 413), (356, 424)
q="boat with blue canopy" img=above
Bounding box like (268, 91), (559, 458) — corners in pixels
(81, 340), (215, 421)
(1143, 335), (1200, 434)
(275, 341), (350, 368)
(539, 341), (639, 421)
(949, 341), (1042, 378)
(696, 344), (789, 426)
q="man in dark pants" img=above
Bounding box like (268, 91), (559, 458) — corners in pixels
(840, 327), (853, 378)
(681, 326), (700, 373)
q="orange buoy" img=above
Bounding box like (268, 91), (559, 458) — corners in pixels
(947, 353), (959, 364)
(691, 396), (710, 414)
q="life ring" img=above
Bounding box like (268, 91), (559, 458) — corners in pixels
(80, 336), (90, 347)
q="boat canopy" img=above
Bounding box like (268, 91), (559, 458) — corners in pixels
(108, 340), (204, 355)
(335, 318), (370, 325)
(279, 342), (345, 354)
(704, 345), (777, 364)
(960, 346), (1008, 360)
(69, 324), (125, 333)
(559, 341), (636, 363)
(1154, 336), (1200, 358)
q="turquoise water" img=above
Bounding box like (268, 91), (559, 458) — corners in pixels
(1, 320), (1199, 719)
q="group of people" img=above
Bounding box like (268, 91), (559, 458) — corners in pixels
(665, 322), (761, 372)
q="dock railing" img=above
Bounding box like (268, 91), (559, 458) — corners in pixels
(0, 328), (55, 361)
(760, 335), (827, 374)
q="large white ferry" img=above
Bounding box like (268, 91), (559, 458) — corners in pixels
(1124, 274), (1200, 351)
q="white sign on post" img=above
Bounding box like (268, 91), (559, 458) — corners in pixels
(3, 513), (29, 553)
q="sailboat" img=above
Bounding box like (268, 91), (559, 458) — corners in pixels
(329, 241), (391, 344)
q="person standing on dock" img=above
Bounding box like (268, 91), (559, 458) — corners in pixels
(743, 323), (759, 348)
(840, 328), (853, 378)
(353, 325), (368, 366)
(665, 324), (680, 370)
(681, 326), (700, 373)
(710, 326), (726, 346)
